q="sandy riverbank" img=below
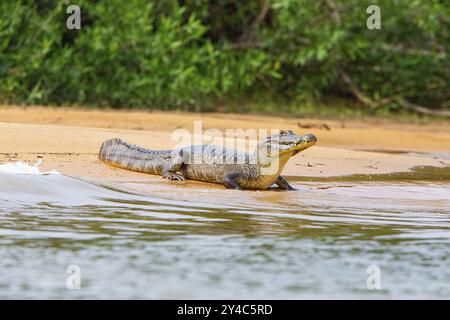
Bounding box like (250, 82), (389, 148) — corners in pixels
(1, 106), (449, 185)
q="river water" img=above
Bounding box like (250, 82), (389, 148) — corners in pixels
(0, 162), (449, 299)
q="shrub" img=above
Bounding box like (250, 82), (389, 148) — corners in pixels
(0, 0), (449, 113)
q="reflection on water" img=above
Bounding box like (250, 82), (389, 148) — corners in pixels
(0, 168), (449, 299)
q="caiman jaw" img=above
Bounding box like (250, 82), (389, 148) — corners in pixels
(277, 133), (317, 155)
(293, 134), (317, 153)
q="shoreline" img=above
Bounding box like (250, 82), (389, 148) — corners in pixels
(1, 106), (449, 184)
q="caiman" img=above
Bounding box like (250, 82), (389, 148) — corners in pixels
(99, 130), (317, 190)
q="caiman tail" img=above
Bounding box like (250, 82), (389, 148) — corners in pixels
(99, 138), (169, 174)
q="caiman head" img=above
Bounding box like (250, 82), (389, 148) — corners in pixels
(258, 130), (317, 159)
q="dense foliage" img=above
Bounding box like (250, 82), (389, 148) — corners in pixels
(1, 0), (449, 113)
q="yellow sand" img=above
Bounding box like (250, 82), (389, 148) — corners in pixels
(1, 106), (449, 184)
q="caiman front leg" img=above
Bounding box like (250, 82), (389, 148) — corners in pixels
(162, 152), (185, 181)
(275, 176), (296, 191)
(223, 172), (243, 190)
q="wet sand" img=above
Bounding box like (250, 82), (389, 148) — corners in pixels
(1, 106), (449, 186)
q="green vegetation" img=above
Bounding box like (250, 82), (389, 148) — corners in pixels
(1, 0), (449, 116)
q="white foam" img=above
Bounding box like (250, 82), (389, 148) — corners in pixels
(0, 161), (59, 175)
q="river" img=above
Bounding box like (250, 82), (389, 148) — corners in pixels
(1, 162), (449, 299)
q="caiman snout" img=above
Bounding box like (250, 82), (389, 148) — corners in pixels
(300, 134), (317, 144)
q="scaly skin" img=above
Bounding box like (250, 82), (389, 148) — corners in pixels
(99, 130), (317, 190)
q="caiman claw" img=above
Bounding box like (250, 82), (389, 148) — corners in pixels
(163, 172), (186, 181)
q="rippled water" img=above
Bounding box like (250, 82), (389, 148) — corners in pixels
(1, 163), (450, 299)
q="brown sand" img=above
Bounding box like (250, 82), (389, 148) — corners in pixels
(1, 106), (449, 185)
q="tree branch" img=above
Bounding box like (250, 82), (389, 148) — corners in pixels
(237, 0), (271, 44)
(340, 70), (450, 117)
(339, 70), (399, 109)
(396, 98), (450, 117)
(324, 0), (341, 27)
(381, 44), (447, 59)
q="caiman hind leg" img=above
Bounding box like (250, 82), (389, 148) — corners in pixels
(223, 172), (243, 190)
(275, 176), (295, 191)
(162, 151), (186, 181)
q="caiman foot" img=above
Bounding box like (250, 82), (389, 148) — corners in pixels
(225, 185), (243, 191)
(224, 172), (243, 190)
(276, 176), (296, 191)
(163, 172), (186, 181)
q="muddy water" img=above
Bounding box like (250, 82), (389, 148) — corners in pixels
(0, 164), (449, 299)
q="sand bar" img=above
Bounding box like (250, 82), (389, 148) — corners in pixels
(1, 106), (449, 184)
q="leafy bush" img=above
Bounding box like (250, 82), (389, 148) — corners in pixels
(0, 0), (449, 113)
